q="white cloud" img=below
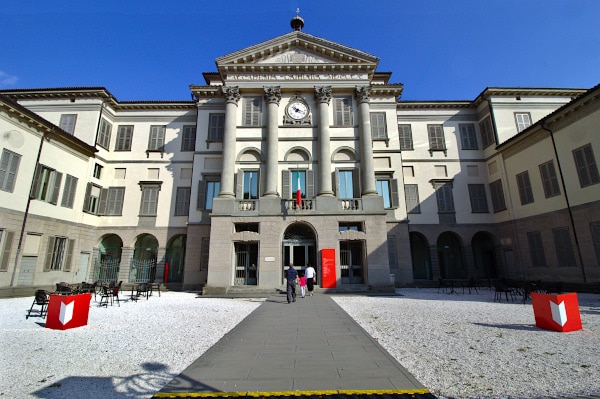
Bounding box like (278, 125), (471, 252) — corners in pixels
(0, 70), (18, 87)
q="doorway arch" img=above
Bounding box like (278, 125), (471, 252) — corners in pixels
(437, 232), (466, 279)
(282, 223), (317, 281)
(132, 234), (158, 282)
(471, 232), (498, 279)
(166, 235), (186, 283)
(410, 232), (432, 280)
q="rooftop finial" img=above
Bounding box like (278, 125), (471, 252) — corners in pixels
(290, 8), (304, 31)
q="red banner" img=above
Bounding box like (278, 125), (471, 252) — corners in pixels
(321, 248), (336, 289)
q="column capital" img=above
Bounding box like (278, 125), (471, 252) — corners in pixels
(220, 86), (241, 104)
(354, 85), (371, 104)
(264, 86), (282, 105)
(314, 86), (332, 104)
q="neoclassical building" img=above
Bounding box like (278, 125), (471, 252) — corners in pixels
(1, 16), (599, 294)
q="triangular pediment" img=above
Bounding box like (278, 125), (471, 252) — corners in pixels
(216, 31), (379, 70)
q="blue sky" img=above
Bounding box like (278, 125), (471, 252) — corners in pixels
(1, 1), (598, 101)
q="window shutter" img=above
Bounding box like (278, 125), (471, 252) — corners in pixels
(0, 150), (21, 192)
(282, 171), (290, 199)
(97, 188), (108, 215)
(390, 179), (399, 208)
(83, 183), (92, 212)
(306, 170), (314, 198)
(50, 172), (62, 205)
(30, 164), (42, 199)
(0, 231), (14, 271)
(64, 239), (74, 272)
(197, 180), (206, 210)
(235, 170), (243, 199)
(352, 168), (360, 198)
(44, 236), (55, 272)
(334, 170), (340, 197)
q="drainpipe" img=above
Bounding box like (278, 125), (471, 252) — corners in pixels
(10, 133), (47, 287)
(541, 123), (587, 283)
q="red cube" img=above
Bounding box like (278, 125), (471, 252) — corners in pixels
(531, 292), (582, 332)
(45, 293), (92, 330)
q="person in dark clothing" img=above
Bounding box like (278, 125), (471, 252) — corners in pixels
(285, 263), (299, 303)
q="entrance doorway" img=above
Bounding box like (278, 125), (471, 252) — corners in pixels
(282, 223), (317, 281)
(340, 240), (364, 284)
(234, 242), (258, 285)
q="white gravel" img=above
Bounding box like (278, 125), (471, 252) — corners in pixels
(1, 288), (599, 399)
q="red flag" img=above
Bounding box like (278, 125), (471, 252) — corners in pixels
(296, 170), (302, 206)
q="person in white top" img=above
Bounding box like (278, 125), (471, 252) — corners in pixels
(304, 263), (316, 296)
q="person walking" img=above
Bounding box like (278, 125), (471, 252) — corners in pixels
(305, 262), (316, 296)
(285, 263), (298, 303)
(299, 273), (307, 298)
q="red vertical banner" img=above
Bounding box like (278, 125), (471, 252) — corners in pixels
(321, 248), (336, 289)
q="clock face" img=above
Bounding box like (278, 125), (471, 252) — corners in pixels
(287, 101), (309, 119)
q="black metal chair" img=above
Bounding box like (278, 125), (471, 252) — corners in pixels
(26, 290), (50, 319)
(99, 281), (121, 307)
(493, 280), (516, 302)
(136, 282), (150, 300)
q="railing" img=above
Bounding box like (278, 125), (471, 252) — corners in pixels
(238, 200), (257, 212)
(284, 199), (314, 211)
(94, 259), (120, 283)
(129, 258), (157, 283)
(340, 199), (362, 211)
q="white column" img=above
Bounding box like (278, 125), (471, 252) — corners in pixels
(315, 86), (334, 196)
(264, 86), (281, 197)
(355, 86), (378, 196)
(219, 86), (240, 198)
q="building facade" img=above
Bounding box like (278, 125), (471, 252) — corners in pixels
(1, 18), (599, 293)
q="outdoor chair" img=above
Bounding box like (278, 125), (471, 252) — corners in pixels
(136, 282), (150, 300)
(99, 281), (121, 307)
(55, 282), (73, 295)
(493, 280), (516, 302)
(26, 290), (50, 319)
(437, 278), (450, 294)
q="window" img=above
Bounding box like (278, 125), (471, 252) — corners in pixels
(198, 177), (221, 211)
(338, 170), (356, 199)
(104, 187), (125, 216)
(591, 222), (600, 266)
(115, 125), (133, 151)
(93, 163), (103, 179)
(334, 97), (353, 126)
(243, 171), (259, 199)
(339, 222), (363, 232)
(181, 126), (196, 151)
(243, 97), (262, 126)
(139, 184), (161, 216)
(148, 126), (166, 151)
(175, 187), (191, 216)
(376, 176), (399, 209)
(434, 181), (454, 213)
(370, 113), (387, 140)
(44, 236), (73, 272)
(515, 112), (532, 132)
(83, 183), (102, 214)
(479, 116), (494, 149)
(489, 179), (507, 212)
(468, 184), (489, 213)
(59, 114), (77, 134)
(291, 170), (306, 201)
(60, 175), (78, 208)
(208, 114), (225, 141)
(527, 231), (546, 267)
(459, 124), (478, 150)
(96, 119), (112, 149)
(573, 144), (600, 187)
(398, 124), (413, 150)
(0, 149), (21, 193)
(0, 229), (14, 272)
(31, 165), (62, 204)
(428, 125), (446, 153)
(387, 235), (398, 269)
(553, 228), (576, 267)
(516, 171), (534, 205)
(539, 160), (561, 198)
(235, 223), (259, 233)
(404, 184), (420, 214)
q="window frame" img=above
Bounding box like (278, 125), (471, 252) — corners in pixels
(516, 171), (535, 205)
(44, 236), (73, 272)
(59, 114), (77, 134)
(427, 124), (447, 155)
(60, 174), (78, 209)
(175, 186), (191, 216)
(539, 160), (561, 198)
(489, 179), (507, 212)
(468, 183), (489, 213)
(398, 124), (414, 151)
(208, 113), (225, 142)
(479, 116), (495, 149)
(553, 227), (577, 267)
(433, 180), (455, 213)
(181, 125), (196, 151)
(243, 97), (262, 127)
(404, 184), (421, 214)
(527, 231), (547, 267)
(370, 112), (388, 141)
(459, 124), (478, 150)
(573, 144), (600, 188)
(197, 176), (221, 211)
(515, 112), (532, 133)
(0, 149), (21, 193)
(138, 182), (162, 216)
(148, 125), (166, 152)
(96, 118), (112, 150)
(333, 97), (353, 127)
(31, 164), (62, 205)
(115, 125), (134, 151)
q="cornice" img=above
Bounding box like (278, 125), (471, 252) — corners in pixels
(397, 101), (472, 110)
(472, 87), (588, 107)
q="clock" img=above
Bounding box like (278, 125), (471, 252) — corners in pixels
(287, 100), (309, 120)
